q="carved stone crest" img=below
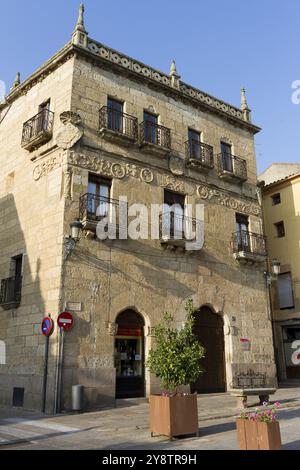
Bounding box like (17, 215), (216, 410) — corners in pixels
(168, 155), (185, 176)
(56, 111), (83, 150)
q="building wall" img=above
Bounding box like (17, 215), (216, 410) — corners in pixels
(56, 55), (276, 410)
(263, 176), (300, 380)
(0, 57), (74, 411)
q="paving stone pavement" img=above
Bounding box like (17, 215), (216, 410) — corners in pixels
(0, 385), (299, 450)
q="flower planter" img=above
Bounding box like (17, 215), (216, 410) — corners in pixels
(150, 394), (199, 439)
(236, 419), (281, 450)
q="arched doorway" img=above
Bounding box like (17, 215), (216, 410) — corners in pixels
(191, 306), (226, 393)
(115, 310), (145, 398)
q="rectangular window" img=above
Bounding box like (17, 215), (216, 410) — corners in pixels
(235, 213), (250, 251)
(272, 193), (281, 205)
(275, 221), (285, 238)
(144, 111), (158, 144)
(188, 129), (201, 159)
(221, 142), (233, 172)
(38, 99), (51, 132)
(88, 175), (111, 218)
(107, 98), (123, 132)
(163, 190), (185, 238)
(277, 272), (295, 309)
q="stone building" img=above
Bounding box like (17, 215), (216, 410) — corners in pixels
(0, 5), (276, 412)
(259, 165), (300, 381)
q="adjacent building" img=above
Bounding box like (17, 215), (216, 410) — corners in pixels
(260, 164), (300, 380)
(0, 5), (276, 412)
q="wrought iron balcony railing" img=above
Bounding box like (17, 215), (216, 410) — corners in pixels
(99, 106), (138, 141)
(185, 140), (214, 168)
(21, 109), (54, 150)
(139, 121), (171, 150)
(159, 212), (199, 243)
(232, 230), (267, 257)
(79, 193), (123, 235)
(217, 152), (247, 181)
(0, 277), (22, 307)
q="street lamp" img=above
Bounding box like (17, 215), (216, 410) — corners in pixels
(70, 218), (83, 242)
(64, 218), (83, 259)
(264, 259), (281, 286)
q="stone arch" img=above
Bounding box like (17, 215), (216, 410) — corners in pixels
(114, 308), (146, 399)
(191, 305), (226, 393)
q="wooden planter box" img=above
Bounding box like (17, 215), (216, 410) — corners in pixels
(236, 418), (282, 450)
(150, 394), (199, 439)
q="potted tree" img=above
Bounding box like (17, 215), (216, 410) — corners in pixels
(147, 299), (205, 439)
(236, 402), (282, 450)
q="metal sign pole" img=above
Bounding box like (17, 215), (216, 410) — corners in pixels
(57, 327), (65, 414)
(41, 335), (50, 413)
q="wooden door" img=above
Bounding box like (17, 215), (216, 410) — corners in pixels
(191, 307), (226, 393)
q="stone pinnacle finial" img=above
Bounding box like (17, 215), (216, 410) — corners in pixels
(11, 72), (21, 90)
(75, 4), (86, 33)
(170, 60), (178, 76)
(240, 87), (251, 122)
(241, 87), (248, 111)
(169, 60), (180, 90)
(72, 4), (88, 47)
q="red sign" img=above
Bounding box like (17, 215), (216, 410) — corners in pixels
(117, 327), (142, 337)
(57, 311), (74, 331)
(41, 317), (54, 337)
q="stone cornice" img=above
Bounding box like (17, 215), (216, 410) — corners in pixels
(3, 42), (75, 104)
(2, 38), (261, 135)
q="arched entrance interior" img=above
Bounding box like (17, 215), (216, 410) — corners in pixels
(191, 306), (226, 393)
(115, 309), (145, 398)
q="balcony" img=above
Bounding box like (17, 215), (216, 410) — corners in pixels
(217, 153), (247, 182)
(232, 230), (267, 264)
(21, 109), (54, 151)
(159, 212), (200, 249)
(79, 193), (121, 237)
(139, 121), (171, 156)
(185, 140), (214, 172)
(0, 277), (22, 310)
(99, 107), (138, 146)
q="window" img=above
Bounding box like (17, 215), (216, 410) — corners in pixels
(163, 190), (185, 238)
(277, 272), (294, 309)
(88, 175), (111, 218)
(272, 193), (281, 205)
(188, 129), (201, 159)
(144, 111), (158, 144)
(221, 142), (233, 172)
(275, 221), (285, 238)
(107, 98), (123, 132)
(235, 213), (250, 251)
(38, 99), (51, 132)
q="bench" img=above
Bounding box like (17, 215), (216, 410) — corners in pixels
(229, 369), (277, 408)
(230, 387), (277, 408)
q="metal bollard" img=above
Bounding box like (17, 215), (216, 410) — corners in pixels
(72, 385), (84, 412)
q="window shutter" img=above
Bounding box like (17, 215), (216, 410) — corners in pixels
(277, 273), (294, 309)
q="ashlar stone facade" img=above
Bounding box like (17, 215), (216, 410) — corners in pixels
(0, 5), (276, 412)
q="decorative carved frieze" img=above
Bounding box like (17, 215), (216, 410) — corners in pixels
(197, 184), (261, 217)
(33, 154), (63, 181)
(67, 151), (155, 184)
(160, 175), (185, 193)
(168, 155), (185, 176)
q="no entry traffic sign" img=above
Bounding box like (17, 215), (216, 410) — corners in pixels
(41, 316), (54, 337)
(57, 311), (74, 331)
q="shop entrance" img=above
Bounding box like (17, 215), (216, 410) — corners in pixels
(115, 310), (145, 398)
(191, 306), (226, 393)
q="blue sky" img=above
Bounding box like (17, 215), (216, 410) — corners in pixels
(1, 0), (299, 173)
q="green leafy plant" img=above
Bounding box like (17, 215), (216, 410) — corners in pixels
(146, 299), (205, 394)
